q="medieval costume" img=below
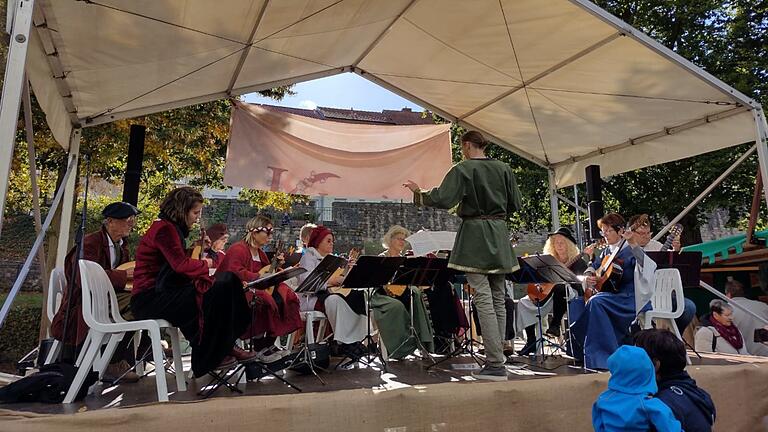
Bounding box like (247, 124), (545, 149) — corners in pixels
(131, 218), (250, 377)
(216, 241), (302, 344)
(413, 157), (522, 373)
(369, 250), (434, 359)
(568, 242), (655, 369)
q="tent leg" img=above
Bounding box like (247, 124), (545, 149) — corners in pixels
(574, 185), (582, 247)
(548, 170), (560, 231)
(754, 108), (768, 207)
(0, 0), (34, 235)
(55, 129), (81, 269)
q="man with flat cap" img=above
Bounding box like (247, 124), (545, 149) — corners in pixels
(51, 201), (141, 382)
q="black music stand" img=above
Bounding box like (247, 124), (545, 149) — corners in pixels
(285, 255), (347, 384)
(387, 257), (446, 363)
(333, 256), (405, 370)
(510, 255), (582, 362)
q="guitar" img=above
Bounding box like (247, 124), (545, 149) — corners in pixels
(592, 214), (649, 295)
(116, 261), (136, 290)
(661, 224), (683, 252)
(526, 239), (605, 302)
(328, 248), (360, 297)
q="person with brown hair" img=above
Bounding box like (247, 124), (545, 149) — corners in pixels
(203, 223), (229, 267)
(131, 186), (254, 377)
(217, 215), (302, 362)
(404, 130), (522, 381)
(569, 212), (655, 369)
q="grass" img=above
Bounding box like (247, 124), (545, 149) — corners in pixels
(0, 292), (44, 309)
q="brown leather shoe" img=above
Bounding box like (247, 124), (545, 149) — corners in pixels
(215, 355), (237, 370)
(230, 346), (258, 363)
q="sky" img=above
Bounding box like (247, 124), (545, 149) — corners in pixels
(242, 72), (424, 112)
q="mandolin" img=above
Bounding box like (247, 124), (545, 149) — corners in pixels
(257, 240), (294, 295)
(328, 248), (360, 297)
(116, 261), (136, 290)
(592, 214), (649, 295)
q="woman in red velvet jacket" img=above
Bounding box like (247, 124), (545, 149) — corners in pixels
(217, 215), (302, 358)
(131, 187), (254, 377)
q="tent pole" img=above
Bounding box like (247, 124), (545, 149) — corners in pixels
(55, 128), (81, 269)
(548, 170), (560, 230)
(652, 143), (757, 241)
(555, 193), (587, 214)
(0, 0), (34, 235)
(574, 185), (583, 247)
(753, 108), (768, 207)
(23, 77), (51, 340)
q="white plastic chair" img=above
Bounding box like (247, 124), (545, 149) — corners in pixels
(644, 268), (692, 364)
(63, 260), (186, 403)
(284, 311), (328, 348)
(43, 268), (66, 365)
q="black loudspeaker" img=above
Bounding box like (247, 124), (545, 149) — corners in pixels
(122, 124), (146, 206)
(585, 165), (603, 241)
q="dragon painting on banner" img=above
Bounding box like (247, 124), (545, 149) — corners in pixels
(224, 101), (452, 200)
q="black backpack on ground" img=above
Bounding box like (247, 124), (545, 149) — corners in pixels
(0, 363), (97, 404)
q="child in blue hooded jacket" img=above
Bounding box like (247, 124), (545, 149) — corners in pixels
(592, 345), (682, 432)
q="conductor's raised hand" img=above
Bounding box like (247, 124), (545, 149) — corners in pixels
(403, 180), (420, 193)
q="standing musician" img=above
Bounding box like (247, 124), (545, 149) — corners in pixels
(216, 215), (302, 363)
(404, 130), (522, 381)
(295, 226), (368, 357)
(370, 225), (434, 358)
(568, 212), (655, 370)
(131, 187), (255, 377)
(51, 201), (141, 382)
(516, 227), (589, 356)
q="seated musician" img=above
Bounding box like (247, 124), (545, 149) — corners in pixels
(629, 214), (697, 333)
(51, 201), (141, 382)
(516, 227), (588, 356)
(370, 225), (434, 358)
(131, 187), (255, 376)
(204, 223), (229, 268)
(216, 215), (302, 363)
(298, 223), (317, 252)
(568, 213), (655, 369)
(295, 226), (368, 357)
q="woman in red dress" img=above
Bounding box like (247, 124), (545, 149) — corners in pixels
(217, 215), (302, 362)
(131, 187), (254, 377)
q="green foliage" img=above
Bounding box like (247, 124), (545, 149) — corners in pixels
(238, 189), (308, 212)
(0, 293), (42, 363)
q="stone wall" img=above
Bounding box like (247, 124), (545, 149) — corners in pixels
(0, 260), (42, 292)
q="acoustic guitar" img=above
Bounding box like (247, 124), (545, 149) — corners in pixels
(661, 224), (683, 252)
(592, 214), (649, 294)
(526, 239), (605, 303)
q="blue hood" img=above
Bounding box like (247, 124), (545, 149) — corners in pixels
(606, 345), (657, 395)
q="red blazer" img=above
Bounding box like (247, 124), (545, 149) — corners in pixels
(132, 219), (209, 296)
(51, 227), (130, 345)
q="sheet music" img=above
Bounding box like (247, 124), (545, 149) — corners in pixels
(406, 230), (456, 256)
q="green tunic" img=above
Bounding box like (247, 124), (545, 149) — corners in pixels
(414, 158), (522, 274)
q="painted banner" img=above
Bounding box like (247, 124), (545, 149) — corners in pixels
(224, 102), (452, 200)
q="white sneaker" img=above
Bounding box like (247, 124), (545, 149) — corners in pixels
(256, 347), (290, 363)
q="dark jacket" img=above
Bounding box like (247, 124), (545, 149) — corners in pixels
(657, 371), (716, 432)
(51, 227), (130, 345)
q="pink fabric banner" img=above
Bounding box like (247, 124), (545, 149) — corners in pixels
(224, 102), (452, 200)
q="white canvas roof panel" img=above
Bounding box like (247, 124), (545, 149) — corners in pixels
(21, 0), (759, 187)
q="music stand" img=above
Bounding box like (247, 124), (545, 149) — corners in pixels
(287, 255), (347, 383)
(384, 257), (446, 363)
(334, 255), (405, 370)
(511, 255), (581, 363)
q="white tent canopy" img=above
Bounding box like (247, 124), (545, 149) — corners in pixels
(2, 0), (768, 244)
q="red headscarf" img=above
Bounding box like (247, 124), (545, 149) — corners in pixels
(308, 226), (333, 249)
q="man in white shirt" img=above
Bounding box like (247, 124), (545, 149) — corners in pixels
(726, 279), (768, 356)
